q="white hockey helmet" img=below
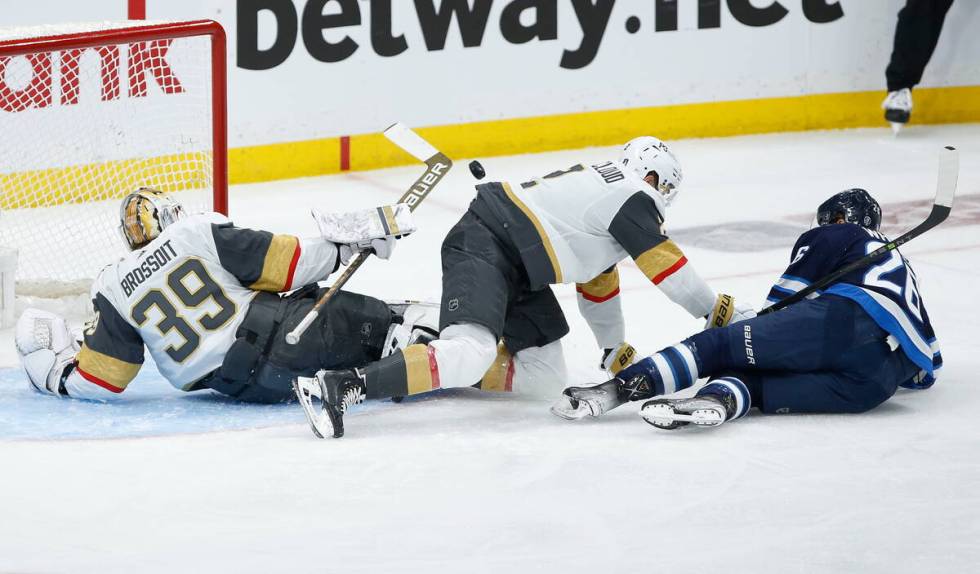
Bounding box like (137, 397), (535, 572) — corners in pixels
(620, 136), (683, 205)
(119, 187), (185, 250)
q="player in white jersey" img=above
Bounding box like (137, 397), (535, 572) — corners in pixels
(294, 136), (755, 438)
(15, 188), (423, 403)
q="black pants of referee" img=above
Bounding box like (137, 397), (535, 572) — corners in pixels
(886, 0), (954, 92)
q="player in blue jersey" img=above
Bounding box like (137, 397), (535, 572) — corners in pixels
(552, 188), (941, 430)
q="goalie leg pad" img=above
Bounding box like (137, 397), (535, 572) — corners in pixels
(16, 308), (79, 395)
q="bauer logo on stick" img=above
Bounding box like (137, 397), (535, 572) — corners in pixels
(404, 160), (450, 209)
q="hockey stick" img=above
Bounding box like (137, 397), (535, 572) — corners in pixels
(285, 123), (453, 345)
(759, 145), (958, 315)
(552, 146), (959, 422)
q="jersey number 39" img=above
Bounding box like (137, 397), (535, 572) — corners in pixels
(131, 259), (236, 362)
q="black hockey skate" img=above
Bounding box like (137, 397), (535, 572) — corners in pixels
(882, 88), (912, 133)
(550, 373), (654, 420)
(292, 369), (366, 438)
(640, 393), (735, 430)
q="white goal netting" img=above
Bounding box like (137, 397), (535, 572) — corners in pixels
(0, 21), (222, 303)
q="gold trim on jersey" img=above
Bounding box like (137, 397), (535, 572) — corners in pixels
(635, 240), (687, 285)
(501, 182), (563, 284)
(404, 344), (439, 395)
(77, 345), (141, 391)
(250, 234), (300, 292)
(576, 267), (621, 302)
(479, 342), (514, 393)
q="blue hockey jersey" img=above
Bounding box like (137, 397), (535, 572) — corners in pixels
(765, 223), (941, 389)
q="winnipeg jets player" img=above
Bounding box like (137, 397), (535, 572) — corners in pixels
(296, 136), (753, 438)
(553, 189), (940, 430)
(15, 188), (420, 403)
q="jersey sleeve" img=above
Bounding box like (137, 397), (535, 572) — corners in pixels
(64, 292), (145, 400)
(211, 223), (339, 292)
(576, 265), (625, 349)
(608, 191), (716, 318)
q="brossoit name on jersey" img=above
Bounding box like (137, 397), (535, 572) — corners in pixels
(121, 240), (178, 297)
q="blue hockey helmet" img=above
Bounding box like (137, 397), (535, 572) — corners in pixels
(817, 188), (881, 231)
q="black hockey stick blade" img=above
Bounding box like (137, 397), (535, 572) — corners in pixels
(761, 145), (958, 315)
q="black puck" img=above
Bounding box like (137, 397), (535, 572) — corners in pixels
(469, 160), (486, 180)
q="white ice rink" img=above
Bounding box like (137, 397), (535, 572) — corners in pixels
(1, 125), (978, 573)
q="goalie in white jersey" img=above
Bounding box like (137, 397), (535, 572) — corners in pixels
(15, 188), (423, 403)
(297, 136), (754, 438)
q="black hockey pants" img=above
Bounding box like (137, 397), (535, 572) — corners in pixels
(199, 287), (393, 403)
(886, 0), (955, 92)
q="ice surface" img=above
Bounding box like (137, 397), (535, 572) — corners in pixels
(1, 126), (978, 573)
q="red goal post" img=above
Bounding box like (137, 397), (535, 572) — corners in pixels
(0, 20), (228, 295)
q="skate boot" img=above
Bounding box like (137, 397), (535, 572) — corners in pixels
(293, 369), (366, 438)
(882, 88), (912, 133)
(640, 377), (749, 430)
(550, 372), (654, 420)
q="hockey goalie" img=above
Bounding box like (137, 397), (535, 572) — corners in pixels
(15, 188), (427, 403)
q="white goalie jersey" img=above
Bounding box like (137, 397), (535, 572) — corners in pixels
(66, 213), (339, 400)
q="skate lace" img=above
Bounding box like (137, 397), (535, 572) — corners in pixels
(339, 384), (366, 413)
(884, 89), (911, 110)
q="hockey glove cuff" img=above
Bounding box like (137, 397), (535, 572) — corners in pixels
(705, 294), (756, 329)
(600, 342), (637, 376)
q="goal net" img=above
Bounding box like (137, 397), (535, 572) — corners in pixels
(0, 20), (227, 303)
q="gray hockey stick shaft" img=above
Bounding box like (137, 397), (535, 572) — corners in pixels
(285, 124), (453, 345)
(759, 145), (958, 315)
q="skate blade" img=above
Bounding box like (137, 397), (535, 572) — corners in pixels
(292, 377), (335, 439)
(550, 395), (591, 420)
(890, 122), (903, 136)
(640, 404), (724, 429)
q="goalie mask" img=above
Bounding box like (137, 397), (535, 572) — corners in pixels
(119, 188), (186, 250)
(621, 136), (684, 206)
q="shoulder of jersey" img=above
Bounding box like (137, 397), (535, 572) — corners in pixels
(161, 211), (231, 238)
(618, 168), (667, 218)
(799, 222), (868, 244)
(184, 211), (232, 226)
(91, 262), (117, 300)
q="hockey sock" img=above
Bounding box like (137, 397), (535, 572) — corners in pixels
(360, 344), (439, 400)
(619, 342), (700, 396)
(475, 342), (515, 393)
(698, 377), (751, 420)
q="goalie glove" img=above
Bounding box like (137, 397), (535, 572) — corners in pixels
(15, 308), (80, 396)
(313, 203), (417, 265)
(600, 342), (637, 376)
(705, 293), (756, 329)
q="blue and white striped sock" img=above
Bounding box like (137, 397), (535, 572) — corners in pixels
(697, 377), (751, 420)
(619, 342), (700, 396)
(650, 342), (700, 395)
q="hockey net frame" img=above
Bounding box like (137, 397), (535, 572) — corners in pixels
(0, 20), (228, 302)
